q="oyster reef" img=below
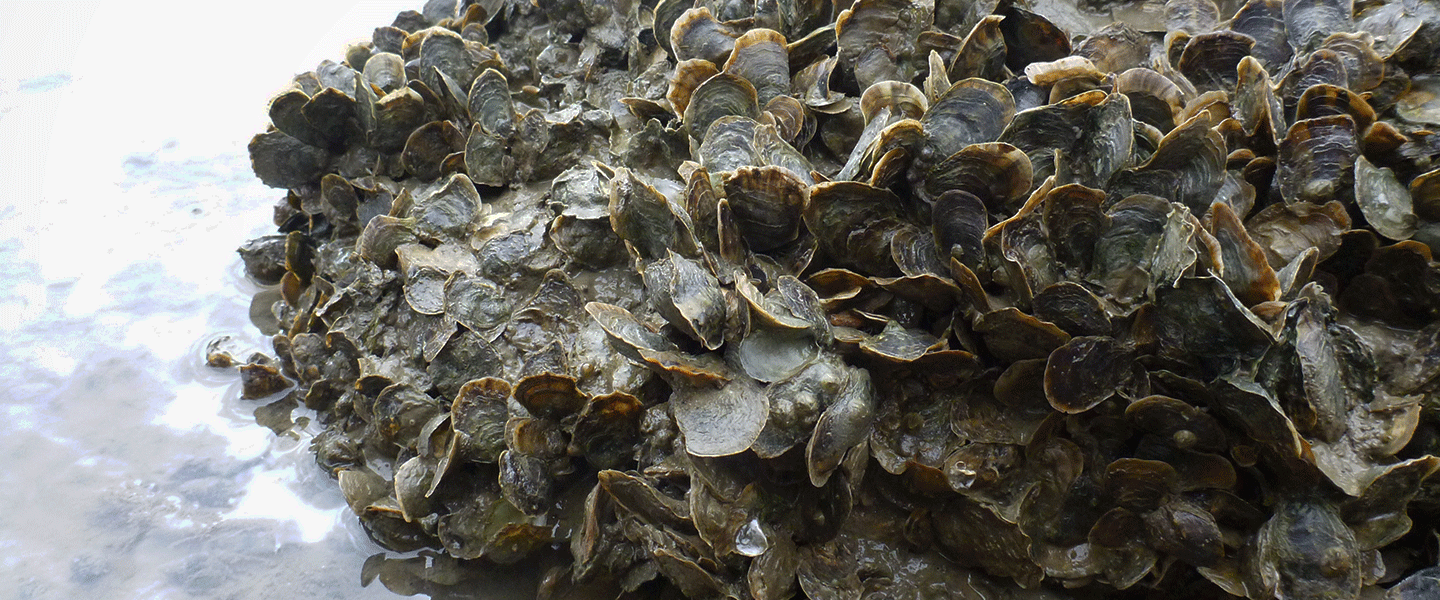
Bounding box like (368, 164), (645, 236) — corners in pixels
(231, 0), (1440, 597)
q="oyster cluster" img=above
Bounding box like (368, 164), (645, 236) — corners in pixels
(233, 0), (1440, 597)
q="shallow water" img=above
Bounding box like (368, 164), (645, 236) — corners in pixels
(0, 2), (538, 598)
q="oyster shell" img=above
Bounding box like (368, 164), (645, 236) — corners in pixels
(235, 1), (1440, 597)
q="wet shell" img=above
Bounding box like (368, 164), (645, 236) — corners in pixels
(1064, 92), (1134, 190)
(1043, 183), (1109, 277)
(806, 366), (874, 487)
(1354, 158), (1419, 241)
(1296, 84), (1375, 133)
(363, 51), (407, 92)
(932, 190), (989, 272)
(792, 56), (848, 112)
(1033, 281), (1111, 337)
(1251, 500), (1361, 599)
(975, 308), (1071, 363)
(721, 165), (810, 252)
(402, 120), (466, 180)
(645, 250), (728, 350)
(858, 81), (928, 124)
(919, 79), (1016, 166)
(1412, 168), (1440, 222)
(653, 0), (694, 56)
(672, 377), (768, 457)
(684, 73), (762, 141)
(949, 14), (1007, 82)
(411, 173), (482, 241)
(418, 29), (479, 100)
(1281, 49), (1351, 107)
(356, 214), (418, 269)
(1045, 336), (1135, 413)
(836, 0), (929, 90)
(998, 90), (1108, 191)
(513, 373), (585, 420)
(269, 89), (328, 149)
(468, 68), (515, 138)
(1232, 57), (1286, 147)
(669, 59), (723, 119)
(1283, 0), (1355, 53)
(1276, 115), (1358, 206)
(1165, 0), (1221, 33)
(249, 130), (329, 189)
(1397, 75), (1440, 126)
(1177, 31), (1256, 91)
(1320, 33), (1385, 91)
(1108, 113), (1227, 215)
(672, 7), (741, 64)
(725, 29), (791, 107)
(1075, 22), (1155, 74)
(922, 142), (1032, 215)
(803, 181), (908, 275)
(1116, 68), (1184, 133)
(998, 6), (1070, 70)
(1229, 0), (1291, 71)
(370, 87), (429, 152)
(1205, 201), (1281, 305)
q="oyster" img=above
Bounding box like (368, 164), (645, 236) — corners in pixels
(231, 0), (1440, 598)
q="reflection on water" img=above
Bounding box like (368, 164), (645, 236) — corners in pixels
(0, 103), (407, 600)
